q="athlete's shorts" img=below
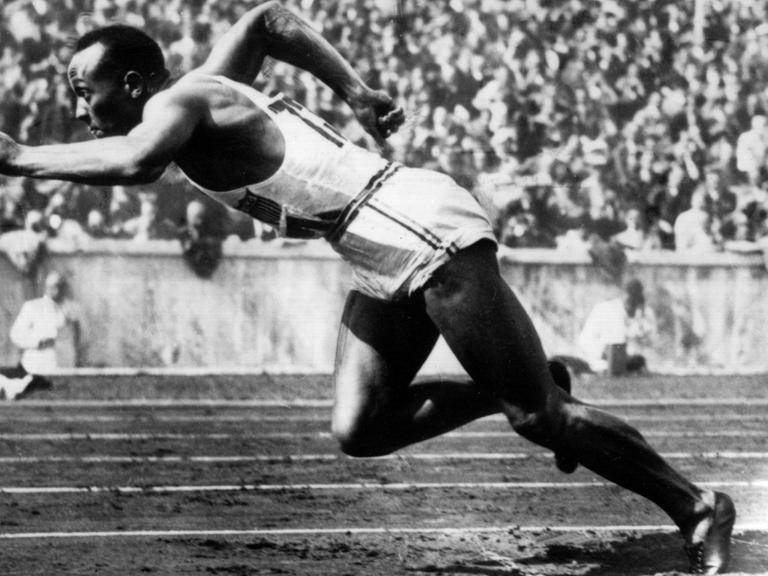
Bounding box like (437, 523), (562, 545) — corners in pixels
(326, 165), (497, 301)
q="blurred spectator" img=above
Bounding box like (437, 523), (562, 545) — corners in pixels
(182, 200), (208, 242)
(179, 199), (228, 242)
(556, 224), (591, 254)
(740, 184), (768, 242)
(40, 183), (86, 241)
(121, 191), (176, 240)
(587, 234), (628, 283)
(736, 114), (768, 187)
(9, 270), (80, 376)
(107, 186), (140, 238)
(499, 211), (545, 248)
(179, 200), (225, 277)
(577, 278), (652, 375)
(612, 205), (662, 251)
(84, 208), (111, 239)
(0, 209), (48, 275)
(700, 168), (739, 244)
(674, 189), (717, 252)
(0, 182), (25, 233)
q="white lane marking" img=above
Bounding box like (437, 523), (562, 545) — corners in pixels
(4, 413), (768, 424)
(4, 397), (768, 408)
(0, 400), (337, 408)
(443, 431), (768, 438)
(0, 430), (765, 440)
(31, 367), (331, 377)
(1, 480), (766, 495)
(0, 455), (338, 464)
(0, 433), (238, 440)
(5, 415), (334, 423)
(1, 524), (767, 540)
(37, 366), (768, 376)
(1, 451), (767, 464)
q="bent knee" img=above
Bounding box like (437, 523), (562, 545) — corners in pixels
(331, 410), (391, 458)
(331, 414), (366, 457)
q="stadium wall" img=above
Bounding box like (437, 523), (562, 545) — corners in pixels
(1, 240), (767, 374)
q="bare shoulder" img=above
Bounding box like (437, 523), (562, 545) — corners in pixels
(142, 74), (221, 117)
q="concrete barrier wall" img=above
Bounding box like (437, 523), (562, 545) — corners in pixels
(1, 240), (767, 374)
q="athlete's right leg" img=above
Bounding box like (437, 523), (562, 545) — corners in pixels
(331, 289), (501, 457)
(421, 241), (734, 573)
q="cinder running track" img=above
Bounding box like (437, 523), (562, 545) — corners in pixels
(0, 373), (766, 575)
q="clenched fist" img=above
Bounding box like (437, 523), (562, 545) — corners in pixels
(348, 88), (405, 147)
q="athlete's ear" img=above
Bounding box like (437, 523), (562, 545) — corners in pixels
(123, 71), (147, 99)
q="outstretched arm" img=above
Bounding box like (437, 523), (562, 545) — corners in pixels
(199, 0), (403, 142)
(0, 90), (203, 185)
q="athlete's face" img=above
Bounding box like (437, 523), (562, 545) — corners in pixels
(68, 43), (144, 138)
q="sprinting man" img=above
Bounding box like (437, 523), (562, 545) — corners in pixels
(0, 3), (734, 573)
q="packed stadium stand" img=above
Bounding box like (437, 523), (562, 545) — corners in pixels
(2, 0), (768, 251)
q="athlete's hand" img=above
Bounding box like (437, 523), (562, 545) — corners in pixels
(0, 132), (20, 174)
(349, 88), (405, 146)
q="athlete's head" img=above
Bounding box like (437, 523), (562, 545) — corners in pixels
(68, 25), (169, 138)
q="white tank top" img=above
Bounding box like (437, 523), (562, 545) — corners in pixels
(178, 74), (394, 239)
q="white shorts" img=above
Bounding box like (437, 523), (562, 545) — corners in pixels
(327, 165), (497, 301)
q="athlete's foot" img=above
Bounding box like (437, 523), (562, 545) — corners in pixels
(684, 491), (736, 574)
(547, 360), (579, 474)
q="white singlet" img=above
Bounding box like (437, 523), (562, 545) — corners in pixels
(179, 74), (390, 239)
(179, 74), (496, 300)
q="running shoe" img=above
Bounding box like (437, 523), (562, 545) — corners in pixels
(685, 491), (736, 574)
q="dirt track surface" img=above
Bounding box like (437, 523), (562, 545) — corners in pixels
(0, 373), (767, 575)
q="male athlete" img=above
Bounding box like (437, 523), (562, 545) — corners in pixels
(0, 2), (734, 573)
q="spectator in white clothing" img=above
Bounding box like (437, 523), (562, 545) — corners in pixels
(736, 115), (768, 187)
(9, 271), (80, 375)
(577, 279), (652, 374)
(674, 189), (716, 252)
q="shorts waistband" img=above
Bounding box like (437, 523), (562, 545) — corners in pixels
(325, 162), (402, 243)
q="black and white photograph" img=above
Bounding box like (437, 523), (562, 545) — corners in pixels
(0, 0), (766, 573)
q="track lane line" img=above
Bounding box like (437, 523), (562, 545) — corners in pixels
(1, 480), (766, 494)
(4, 413), (768, 424)
(1, 451), (767, 464)
(1, 524), (767, 540)
(0, 430), (765, 440)
(3, 398), (768, 408)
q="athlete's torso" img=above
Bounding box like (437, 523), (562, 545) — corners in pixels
(172, 74), (390, 238)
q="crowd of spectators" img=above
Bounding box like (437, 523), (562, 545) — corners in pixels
(4, 0), (768, 256)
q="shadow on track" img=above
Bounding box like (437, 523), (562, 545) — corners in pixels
(412, 531), (768, 576)
(521, 531), (766, 576)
